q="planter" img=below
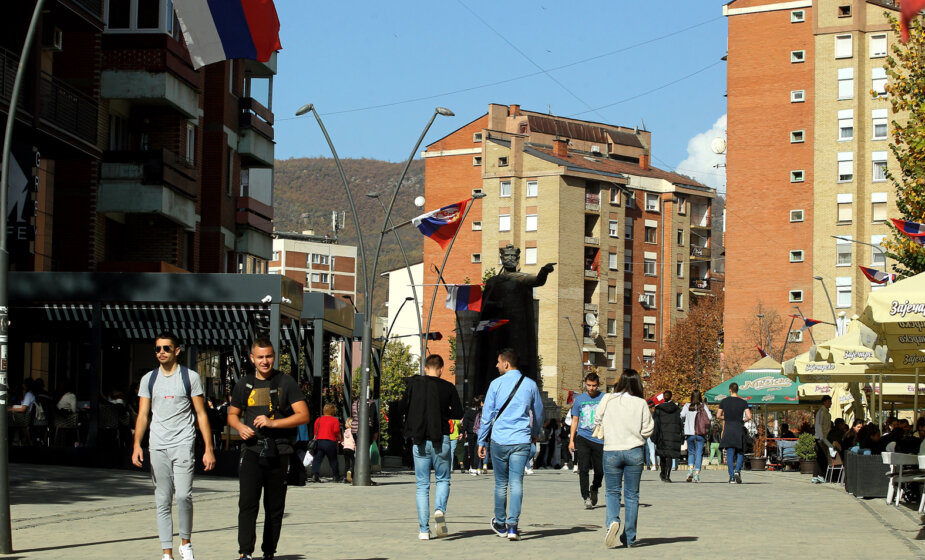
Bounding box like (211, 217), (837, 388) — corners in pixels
(749, 457), (767, 471)
(799, 458), (816, 474)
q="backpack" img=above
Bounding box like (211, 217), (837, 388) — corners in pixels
(694, 404), (710, 436)
(148, 366), (192, 398)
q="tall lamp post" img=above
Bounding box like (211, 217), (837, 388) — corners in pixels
(756, 313), (773, 358)
(296, 104), (453, 486)
(831, 235), (892, 283)
(813, 275), (839, 331)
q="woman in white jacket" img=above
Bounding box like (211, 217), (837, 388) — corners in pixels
(680, 389), (712, 483)
(593, 369), (654, 549)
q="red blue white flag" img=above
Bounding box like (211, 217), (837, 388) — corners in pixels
(412, 198), (470, 249)
(891, 217), (925, 237)
(901, 0), (925, 42)
(475, 319), (508, 332)
(859, 265), (896, 285)
(757, 346), (768, 358)
(800, 317), (823, 332)
(173, 0), (282, 69)
(445, 284), (482, 312)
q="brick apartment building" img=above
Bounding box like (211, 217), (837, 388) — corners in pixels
(724, 0), (900, 359)
(422, 104), (716, 404)
(269, 231), (358, 301)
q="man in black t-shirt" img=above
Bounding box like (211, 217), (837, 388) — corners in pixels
(228, 337), (309, 560)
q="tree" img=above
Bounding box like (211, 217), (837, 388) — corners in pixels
(352, 340), (419, 448)
(883, 13), (925, 276)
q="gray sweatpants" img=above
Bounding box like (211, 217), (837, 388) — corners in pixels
(150, 445), (195, 549)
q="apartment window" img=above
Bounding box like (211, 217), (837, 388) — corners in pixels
(872, 67), (887, 96)
(645, 194), (660, 212)
(791, 50), (806, 63)
(872, 109), (888, 140)
(838, 109), (853, 140)
(791, 170), (805, 183)
(624, 283), (632, 306)
(644, 226), (657, 243)
(642, 292), (656, 308)
(498, 156), (508, 167)
(871, 234), (887, 267)
(838, 5), (851, 17)
(271, 251), (280, 261)
(625, 192), (635, 208)
(623, 314), (632, 335)
(525, 247), (537, 265)
(185, 123), (196, 164)
(677, 196), (687, 215)
(789, 250), (804, 263)
(608, 284), (617, 303)
(607, 352), (617, 370)
(835, 34), (852, 59)
(624, 249), (633, 273)
(473, 156), (482, 166)
(791, 130), (805, 143)
(525, 214), (537, 232)
(870, 34), (887, 58)
(836, 277), (852, 308)
(677, 229), (684, 245)
(642, 355), (655, 365)
(788, 331), (804, 343)
(838, 67), (854, 100)
(676, 260), (684, 277)
(609, 220), (619, 238)
(837, 193), (853, 223)
(607, 318), (617, 336)
(791, 9), (805, 23)
(790, 90), (805, 103)
(310, 273), (330, 284)
(871, 192), (888, 222)
(790, 209), (804, 222)
(311, 253), (330, 265)
(644, 259), (657, 276)
(836, 235), (853, 266)
(499, 214), (511, 231)
(106, 0), (170, 32)
(676, 292), (684, 310)
(789, 290), (803, 303)
(526, 180), (538, 197)
(610, 188), (621, 205)
(608, 252), (618, 270)
(837, 152), (853, 182)
(473, 132), (483, 142)
(872, 151), (888, 182)
(471, 253), (481, 263)
(499, 181), (511, 197)
(625, 217), (634, 239)
(623, 347), (632, 369)
(643, 323), (656, 341)
(472, 221), (482, 231)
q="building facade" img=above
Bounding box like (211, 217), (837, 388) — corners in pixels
(383, 262), (424, 361)
(724, 0), (900, 357)
(423, 104), (715, 403)
(269, 231), (358, 301)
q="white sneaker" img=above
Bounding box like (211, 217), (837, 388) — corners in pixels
(419, 532), (430, 540)
(162, 555), (172, 560)
(524, 467), (535, 475)
(560, 465), (570, 471)
(434, 510), (448, 538)
(573, 465), (579, 473)
(179, 543), (195, 560)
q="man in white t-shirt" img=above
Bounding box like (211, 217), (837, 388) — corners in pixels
(132, 333), (215, 560)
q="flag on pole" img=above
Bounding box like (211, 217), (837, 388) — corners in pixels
(890, 217), (925, 237)
(800, 317), (822, 332)
(412, 198), (471, 249)
(173, 0), (282, 69)
(901, 0), (925, 42)
(757, 346), (768, 358)
(859, 265), (896, 285)
(474, 319), (508, 332)
(445, 284), (482, 312)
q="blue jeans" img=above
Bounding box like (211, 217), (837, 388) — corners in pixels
(450, 438), (458, 469)
(604, 446), (644, 547)
(645, 438), (656, 467)
(686, 435), (705, 470)
(725, 447), (744, 478)
(412, 436), (451, 533)
(490, 442), (531, 526)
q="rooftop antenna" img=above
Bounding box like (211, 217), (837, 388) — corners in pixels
(640, 118), (647, 131)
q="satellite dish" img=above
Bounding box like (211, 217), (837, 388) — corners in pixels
(710, 137), (727, 155)
(584, 313), (598, 327)
(414, 196), (426, 208)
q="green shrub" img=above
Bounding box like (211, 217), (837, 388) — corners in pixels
(795, 432), (816, 460)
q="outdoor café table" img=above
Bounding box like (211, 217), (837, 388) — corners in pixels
(883, 452), (924, 506)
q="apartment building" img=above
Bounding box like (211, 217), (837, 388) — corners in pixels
(269, 231), (358, 301)
(423, 104), (715, 403)
(724, 0), (899, 356)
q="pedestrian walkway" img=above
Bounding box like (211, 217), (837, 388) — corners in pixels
(9, 464), (925, 558)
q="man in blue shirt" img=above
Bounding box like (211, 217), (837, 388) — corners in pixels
(569, 372), (604, 509)
(478, 348), (544, 541)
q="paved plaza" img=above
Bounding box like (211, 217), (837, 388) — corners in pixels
(7, 463), (925, 559)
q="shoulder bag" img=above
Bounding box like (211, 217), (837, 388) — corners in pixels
(483, 374), (526, 443)
(591, 394), (614, 440)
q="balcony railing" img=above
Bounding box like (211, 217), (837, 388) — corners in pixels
(102, 149), (197, 197)
(585, 193), (600, 205)
(690, 246), (711, 259)
(0, 47), (18, 105)
(585, 202), (600, 212)
(240, 97), (274, 139)
(690, 278), (710, 290)
(584, 269), (599, 279)
(584, 236), (600, 246)
(39, 71), (98, 144)
(584, 303), (599, 313)
(72, 0), (104, 19)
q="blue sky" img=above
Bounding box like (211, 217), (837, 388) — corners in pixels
(270, 1), (729, 192)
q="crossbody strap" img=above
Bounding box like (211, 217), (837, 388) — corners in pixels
(488, 374), (526, 429)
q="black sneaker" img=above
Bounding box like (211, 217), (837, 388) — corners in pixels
(734, 471), (742, 484)
(729, 477), (736, 484)
(590, 488), (598, 507)
(490, 517), (507, 537)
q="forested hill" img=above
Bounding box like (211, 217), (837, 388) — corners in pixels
(273, 157), (425, 313)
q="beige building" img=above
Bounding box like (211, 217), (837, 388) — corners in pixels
(269, 232), (357, 301)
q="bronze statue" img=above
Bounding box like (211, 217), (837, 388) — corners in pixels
(474, 244), (555, 392)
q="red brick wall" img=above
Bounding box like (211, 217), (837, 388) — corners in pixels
(286, 252), (307, 268)
(332, 255), (355, 273)
(333, 274), (354, 292)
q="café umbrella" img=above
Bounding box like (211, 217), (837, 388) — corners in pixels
(705, 356), (800, 406)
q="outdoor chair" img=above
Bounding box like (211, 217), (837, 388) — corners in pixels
(9, 407), (34, 446)
(54, 411), (80, 447)
(98, 404), (123, 447)
(825, 452), (844, 484)
(883, 452), (925, 506)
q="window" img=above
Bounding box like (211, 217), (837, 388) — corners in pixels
(838, 67), (854, 100)
(608, 252), (618, 270)
(837, 152), (853, 182)
(789, 250), (804, 263)
(311, 253), (330, 265)
(872, 67), (887, 96)
(677, 196), (687, 215)
(608, 284), (617, 303)
(498, 156), (508, 167)
(624, 283), (632, 305)
(872, 151), (888, 182)
(472, 221), (482, 231)
(607, 352), (616, 370)
(609, 220), (619, 238)
(836, 277), (852, 308)
(645, 194), (660, 212)
(789, 290), (803, 303)
(526, 180), (538, 197)
(624, 249), (633, 273)
(644, 259), (657, 276)
(473, 156), (482, 166)
(473, 132), (483, 142)
(625, 217), (634, 239)
(185, 123), (196, 164)
(872, 192), (888, 222)
(471, 253), (481, 264)
(499, 214), (511, 231)
(791, 130), (805, 143)
(623, 347), (631, 369)
(871, 234), (887, 267)
(837, 193), (853, 223)
(525, 214), (537, 232)
(676, 292), (683, 310)
(838, 5), (851, 17)
(623, 314), (631, 335)
(106, 0), (171, 32)
(642, 354), (655, 365)
(790, 90), (805, 103)
(835, 34), (852, 59)
(677, 229), (684, 245)
(625, 192), (635, 208)
(791, 50), (806, 63)
(607, 318), (617, 336)
(610, 188), (621, 205)
(790, 209), (804, 222)
(872, 109), (888, 140)
(643, 323), (656, 341)
(310, 273), (330, 284)
(644, 226), (657, 243)
(791, 170), (805, 183)
(788, 331), (804, 343)
(226, 147), (234, 196)
(642, 292), (656, 308)
(676, 260), (684, 277)
(836, 235), (853, 266)
(870, 34), (887, 58)
(271, 251), (280, 261)
(525, 247), (537, 265)
(791, 9), (805, 23)
(499, 181), (511, 197)
(838, 109), (853, 140)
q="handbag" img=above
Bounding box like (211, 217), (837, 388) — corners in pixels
(591, 394), (614, 440)
(483, 374), (526, 443)
(306, 438), (318, 453)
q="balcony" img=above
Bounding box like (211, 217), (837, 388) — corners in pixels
(584, 303), (599, 313)
(689, 278), (710, 291)
(101, 67), (199, 118)
(584, 269), (599, 279)
(584, 236), (600, 246)
(690, 245), (711, 259)
(39, 72), (98, 145)
(585, 192), (601, 213)
(239, 97), (275, 168)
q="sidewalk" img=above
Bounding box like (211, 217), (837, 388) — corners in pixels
(8, 463), (925, 559)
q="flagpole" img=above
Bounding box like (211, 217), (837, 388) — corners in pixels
(422, 194), (485, 359)
(779, 315), (797, 362)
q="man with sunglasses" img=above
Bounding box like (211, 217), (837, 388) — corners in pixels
(133, 332), (215, 560)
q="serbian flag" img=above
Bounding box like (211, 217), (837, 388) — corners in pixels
(891, 217), (925, 237)
(445, 284), (482, 312)
(800, 317), (823, 332)
(412, 199), (470, 249)
(647, 392), (666, 407)
(173, 0), (282, 69)
(475, 319), (508, 332)
(859, 265), (896, 284)
(901, 0), (925, 42)
(757, 346), (768, 358)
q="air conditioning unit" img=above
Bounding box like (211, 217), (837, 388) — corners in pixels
(638, 294), (647, 303)
(590, 145), (601, 154)
(43, 27), (63, 52)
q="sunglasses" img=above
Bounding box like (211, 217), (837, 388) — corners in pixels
(154, 345), (174, 353)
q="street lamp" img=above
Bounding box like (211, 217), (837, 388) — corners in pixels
(756, 313), (772, 358)
(385, 296), (414, 344)
(297, 103), (453, 486)
(813, 275), (838, 328)
(831, 235), (892, 283)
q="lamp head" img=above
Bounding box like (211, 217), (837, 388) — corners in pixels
(472, 192), (487, 199)
(404, 296), (414, 301)
(813, 275), (823, 281)
(413, 196), (426, 207)
(366, 192), (381, 199)
(756, 313), (765, 318)
(435, 107), (454, 116)
(295, 103), (314, 116)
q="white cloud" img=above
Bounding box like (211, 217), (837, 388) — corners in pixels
(676, 114), (726, 194)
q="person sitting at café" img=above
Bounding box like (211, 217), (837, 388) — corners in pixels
(779, 423), (795, 439)
(57, 382), (77, 413)
(840, 419), (863, 450)
(897, 417), (925, 454)
(880, 425), (907, 452)
(859, 424), (885, 455)
(10, 379), (36, 413)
